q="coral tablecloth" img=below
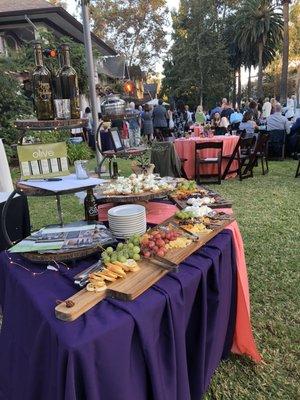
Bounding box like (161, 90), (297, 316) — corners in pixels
(174, 136), (239, 179)
(98, 201), (261, 363)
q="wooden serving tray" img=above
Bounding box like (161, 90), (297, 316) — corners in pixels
(55, 213), (235, 322)
(161, 216), (234, 265)
(95, 188), (172, 204)
(55, 261), (168, 321)
(169, 187), (232, 209)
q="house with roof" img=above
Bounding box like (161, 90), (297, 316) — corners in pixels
(0, 0), (147, 106)
(0, 0), (129, 97)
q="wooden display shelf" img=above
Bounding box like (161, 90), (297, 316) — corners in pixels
(15, 118), (88, 131)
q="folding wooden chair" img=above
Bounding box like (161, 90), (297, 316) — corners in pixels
(267, 130), (286, 160)
(222, 136), (242, 180)
(238, 136), (256, 181)
(242, 134), (269, 178)
(195, 141), (223, 184)
(251, 133), (269, 175)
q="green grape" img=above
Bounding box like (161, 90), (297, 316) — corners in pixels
(117, 254), (125, 262)
(133, 246), (140, 254)
(133, 253), (140, 261)
(106, 247), (114, 255)
(117, 243), (124, 250)
(111, 254), (117, 262)
(127, 243), (134, 249)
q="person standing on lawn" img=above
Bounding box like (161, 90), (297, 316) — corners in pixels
(262, 97), (272, 119)
(141, 103), (154, 143)
(127, 102), (141, 147)
(152, 99), (168, 140)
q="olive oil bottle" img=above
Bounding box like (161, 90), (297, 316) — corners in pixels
(57, 44), (80, 119)
(32, 42), (54, 120)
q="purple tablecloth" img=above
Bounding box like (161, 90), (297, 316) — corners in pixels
(0, 230), (236, 400)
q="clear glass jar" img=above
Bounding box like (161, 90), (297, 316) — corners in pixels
(74, 160), (89, 179)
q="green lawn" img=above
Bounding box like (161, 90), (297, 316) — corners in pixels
(12, 159), (300, 399)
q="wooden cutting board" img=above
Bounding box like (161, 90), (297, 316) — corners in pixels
(55, 215), (234, 322)
(169, 185), (232, 209)
(55, 261), (168, 322)
(162, 218), (234, 265)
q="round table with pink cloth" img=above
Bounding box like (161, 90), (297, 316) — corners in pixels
(175, 136), (239, 179)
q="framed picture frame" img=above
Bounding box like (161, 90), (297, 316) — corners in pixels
(110, 128), (124, 152)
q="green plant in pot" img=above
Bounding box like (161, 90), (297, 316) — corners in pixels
(131, 152), (155, 175)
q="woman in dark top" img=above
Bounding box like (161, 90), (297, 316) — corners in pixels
(141, 104), (154, 142)
(249, 100), (259, 123)
(173, 100), (188, 138)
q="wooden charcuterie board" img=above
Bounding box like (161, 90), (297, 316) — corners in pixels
(162, 217), (234, 265)
(169, 195), (232, 210)
(55, 261), (168, 321)
(169, 185), (232, 209)
(55, 214), (235, 322)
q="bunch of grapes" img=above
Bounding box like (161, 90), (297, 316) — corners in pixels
(177, 181), (197, 191)
(175, 210), (196, 220)
(101, 234), (141, 265)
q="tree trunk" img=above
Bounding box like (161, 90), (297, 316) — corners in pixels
(232, 69), (237, 108)
(280, 0), (289, 104)
(248, 66), (251, 99)
(237, 67), (242, 107)
(257, 40), (264, 99)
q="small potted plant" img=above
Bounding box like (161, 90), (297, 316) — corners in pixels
(131, 152), (155, 175)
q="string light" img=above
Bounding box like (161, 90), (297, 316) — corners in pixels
(6, 251), (70, 277)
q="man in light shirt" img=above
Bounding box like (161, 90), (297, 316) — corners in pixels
(267, 103), (290, 133)
(262, 97), (272, 118)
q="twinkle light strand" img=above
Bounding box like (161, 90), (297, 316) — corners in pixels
(6, 252), (70, 277)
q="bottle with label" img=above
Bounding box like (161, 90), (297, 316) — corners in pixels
(32, 42), (54, 120)
(84, 188), (98, 222)
(57, 44), (80, 119)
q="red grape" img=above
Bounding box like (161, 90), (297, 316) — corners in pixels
(157, 249), (165, 257)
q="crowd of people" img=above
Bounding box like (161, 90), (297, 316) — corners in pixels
(84, 94), (300, 156)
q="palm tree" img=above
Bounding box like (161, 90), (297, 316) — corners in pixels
(234, 0), (283, 99)
(280, 0), (291, 104)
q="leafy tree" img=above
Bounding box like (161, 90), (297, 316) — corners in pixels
(233, 0), (283, 99)
(161, 0), (232, 110)
(89, 0), (169, 71)
(0, 62), (32, 160)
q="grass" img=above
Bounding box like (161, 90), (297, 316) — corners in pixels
(9, 158), (300, 399)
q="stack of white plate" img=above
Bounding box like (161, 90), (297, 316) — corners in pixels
(108, 204), (147, 239)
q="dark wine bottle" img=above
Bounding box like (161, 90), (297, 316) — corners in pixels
(32, 42), (54, 120)
(84, 188), (98, 222)
(57, 44), (80, 119)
